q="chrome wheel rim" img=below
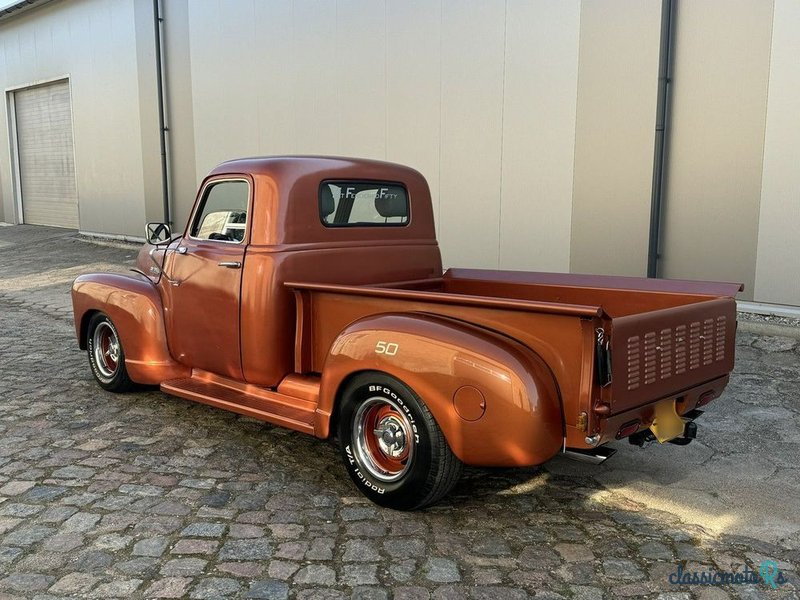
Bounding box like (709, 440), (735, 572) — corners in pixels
(353, 396), (414, 482)
(92, 321), (120, 380)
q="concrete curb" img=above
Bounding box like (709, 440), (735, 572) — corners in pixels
(738, 319), (800, 340)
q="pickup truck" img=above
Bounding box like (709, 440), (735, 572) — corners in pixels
(72, 156), (742, 510)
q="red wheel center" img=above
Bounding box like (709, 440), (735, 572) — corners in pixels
(363, 404), (410, 474)
(100, 330), (117, 371)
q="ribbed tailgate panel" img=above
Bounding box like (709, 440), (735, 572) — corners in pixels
(609, 297), (737, 414)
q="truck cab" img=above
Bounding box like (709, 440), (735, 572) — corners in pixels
(148, 157), (441, 386)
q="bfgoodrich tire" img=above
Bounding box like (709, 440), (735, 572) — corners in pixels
(337, 372), (462, 510)
(86, 313), (135, 393)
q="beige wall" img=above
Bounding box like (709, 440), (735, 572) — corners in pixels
(570, 0), (662, 277)
(755, 0), (800, 306)
(658, 0), (774, 301)
(1, 0), (798, 306)
(185, 0), (580, 271)
(0, 0), (148, 237)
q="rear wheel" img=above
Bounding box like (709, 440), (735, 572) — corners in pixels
(87, 313), (134, 392)
(337, 372), (462, 510)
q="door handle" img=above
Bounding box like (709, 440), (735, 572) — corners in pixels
(218, 261), (242, 269)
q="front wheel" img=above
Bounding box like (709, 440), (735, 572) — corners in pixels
(337, 372), (462, 510)
(86, 313), (135, 392)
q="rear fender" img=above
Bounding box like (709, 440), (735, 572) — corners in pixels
(317, 313), (564, 467)
(72, 272), (189, 384)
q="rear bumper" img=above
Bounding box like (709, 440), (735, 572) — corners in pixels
(590, 374), (730, 447)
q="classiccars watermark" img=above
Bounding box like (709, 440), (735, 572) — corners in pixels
(668, 560), (790, 588)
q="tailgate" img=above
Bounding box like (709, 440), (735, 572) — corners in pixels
(608, 297), (737, 414)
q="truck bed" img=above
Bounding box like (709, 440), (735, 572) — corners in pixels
(289, 268), (742, 444)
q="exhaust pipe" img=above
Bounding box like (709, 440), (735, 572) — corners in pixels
(562, 446), (616, 465)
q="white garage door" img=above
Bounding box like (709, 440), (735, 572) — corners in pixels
(14, 80), (79, 228)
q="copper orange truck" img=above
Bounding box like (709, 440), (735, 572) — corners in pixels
(71, 156), (742, 510)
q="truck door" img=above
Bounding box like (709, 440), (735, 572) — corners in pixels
(162, 177), (251, 380)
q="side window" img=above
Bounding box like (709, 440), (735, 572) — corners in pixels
(190, 180), (249, 242)
(320, 181), (409, 227)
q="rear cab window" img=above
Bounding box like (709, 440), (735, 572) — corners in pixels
(320, 181), (409, 227)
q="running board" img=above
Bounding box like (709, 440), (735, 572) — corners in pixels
(161, 370), (319, 435)
(562, 446), (616, 464)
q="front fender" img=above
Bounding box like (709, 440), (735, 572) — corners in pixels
(71, 272), (189, 384)
(317, 313), (564, 467)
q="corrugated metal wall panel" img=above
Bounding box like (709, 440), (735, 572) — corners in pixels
(15, 80), (79, 229)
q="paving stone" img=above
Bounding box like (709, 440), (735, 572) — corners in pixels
(295, 589), (347, 600)
(3, 525), (54, 546)
(60, 512), (100, 532)
(51, 466), (96, 480)
(143, 577), (193, 598)
(307, 537), (335, 560)
(179, 478), (216, 490)
(341, 563), (380, 586)
(267, 559), (300, 580)
(294, 564), (337, 586)
(219, 538), (272, 560)
(0, 546), (23, 564)
(114, 557), (160, 576)
(602, 558), (646, 581)
(41, 533), (83, 553)
(150, 501), (191, 516)
(469, 588), (526, 600)
(424, 558), (461, 583)
(0, 481), (35, 496)
(22, 486), (67, 502)
(569, 586), (604, 600)
(639, 540), (673, 560)
(0, 518), (22, 535)
(118, 484), (164, 497)
(160, 558), (208, 576)
(37, 506), (78, 523)
(384, 536), (426, 559)
(228, 523), (264, 538)
(90, 578), (143, 597)
(48, 573), (101, 595)
(93, 533), (132, 551)
(555, 543), (595, 563)
(351, 587), (390, 600)
(189, 577), (241, 598)
(472, 537), (512, 556)
(73, 550), (113, 573)
(389, 559), (417, 583)
(0, 573), (55, 592)
(170, 539), (218, 555)
(217, 561), (264, 578)
(132, 537), (168, 557)
(344, 539), (379, 562)
(246, 579), (289, 599)
(275, 541), (307, 560)
(394, 588), (431, 600)
(1, 504), (43, 518)
(180, 522), (226, 538)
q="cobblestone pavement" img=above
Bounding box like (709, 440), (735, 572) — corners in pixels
(0, 225), (798, 599)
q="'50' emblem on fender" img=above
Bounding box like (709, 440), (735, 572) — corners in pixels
(375, 341), (399, 356)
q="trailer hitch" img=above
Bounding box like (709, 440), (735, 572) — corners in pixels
(629, 410), (702, 447)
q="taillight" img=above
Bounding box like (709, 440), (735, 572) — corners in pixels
(616, 420), (641, 439)
(697, 390), (716, 407)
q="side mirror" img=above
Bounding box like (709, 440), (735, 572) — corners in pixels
(146, 222), (172, 245)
